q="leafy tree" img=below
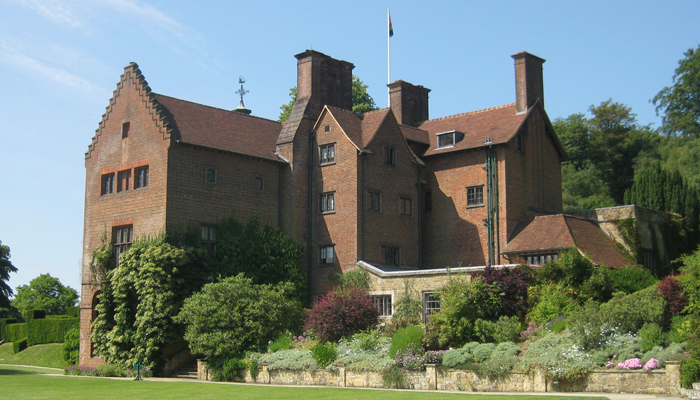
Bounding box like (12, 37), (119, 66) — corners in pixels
(278, 76), (378, 122)
(561, 164), (616, 211)
(175, 274), (303, 361)
(653, 45), (700, 138)
(479, 265), (533, 317)
(12, 273), (78, 315)
(0, 240), (18, 316)
(304, 288), (378, 342)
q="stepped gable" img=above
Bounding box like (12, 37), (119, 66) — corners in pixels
(86, 62), (171, 160)
(419, 103), (527, 156)
(506, 214), (629, 267)
(154, 94), (282, 162)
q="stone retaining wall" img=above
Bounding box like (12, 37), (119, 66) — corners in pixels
(197, 360), (681, 395)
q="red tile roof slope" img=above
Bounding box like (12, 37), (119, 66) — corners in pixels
(360, 108), (391, 147)
(400, 124), (430, 145)
(565, 216), (629, 268)
(325, 106), (365, 150)
(154, 94), (282, 161)
(419, 103), (527, 156)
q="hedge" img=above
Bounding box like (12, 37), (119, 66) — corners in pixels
(6, 323), (27, 342)
(13, 337), (28, 354)
(27, 317), (79, 346)
(24, 310), (46, 321)
(67, 307), (79, 318)
(1, 318), (18, 341)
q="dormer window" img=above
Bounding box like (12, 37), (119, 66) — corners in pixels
(437, 131), (456, 149)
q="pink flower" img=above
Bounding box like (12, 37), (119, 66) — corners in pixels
(644, 358), (660, 371)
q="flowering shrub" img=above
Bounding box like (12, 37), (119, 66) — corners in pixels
(616, 357), (642, 369)
(520, 322), (543, 341)
(393, 343), (445, 370)
(293, 332), (311, 348)
(423, 350), (446, 364)
(520, 331), (596, 382)
(644, 358), (660, 371)
(304, 288), (378, 342)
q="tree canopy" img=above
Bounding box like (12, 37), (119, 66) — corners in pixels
(278, 75), (377, 122)
(653, 45), (700, 138)
(12, 273), (78, 315)
(0, 240), (18, 316)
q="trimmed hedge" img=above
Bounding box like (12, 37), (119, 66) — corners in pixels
(13, 337), (28, 354)
(66, 306), (79, 318)
(1, 318), (18, 341)
(24, 310), (46, 321)
(6, 323), (27, 342)
(27, 317), (79, 346)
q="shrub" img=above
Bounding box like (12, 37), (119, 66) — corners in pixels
(393, 343), (424, 370)
(520, 322), (543, 341)
(389, 325), (424, 358)
(599, 285), (666, 334)
(382, 365), (406, 388)
(473, 315), (523, 343)
(96, 363), (131, 377)
(608, 266), (657, 294)
(334, 333), (392, 372)
(639, 323), (665, 352)
(567, 300), (604, 350)
(27, 316), (78, 346)
(475, 353), (518, 377)
(520, 331), (596, 382)
(492, 341), (520, 358)
(304, 288), (378, 343)
(442, 345), (475, 368)
(472, 343), (495, 363)
(384, 280), (422, 336)
(527, 284), (579, 325)
(538, 249), (593, 289)
(428, 276), (500, 348)
(13, 337), (27, 353)
(213, 358), (247, 381)
(311, 342), (337, 368)
(176, 274), (304, 361)
(667, 315), (693, 343)
(5, 322), (27, 342)
(62, 328), (80, 365)
(480, 265), (533, 317)
(257, 348), (314, 370)
(681, 358), (700, 389)
(337, 268), (369, 290)
(268, 332), (293, 352)
(657, 275), (689, 316)
(0, 318), (18, 341)
(580, 266), (614, 303)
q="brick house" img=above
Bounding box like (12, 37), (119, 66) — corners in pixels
(80, 49), (630, 368)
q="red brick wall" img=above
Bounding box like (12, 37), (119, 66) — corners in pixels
(80, 68), (170, 367)
(165, 145), (280, 230)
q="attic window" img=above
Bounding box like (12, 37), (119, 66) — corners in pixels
(122, 122), (130, 139)
(437, 131), (455, 149)
(324, 125), (330, 132)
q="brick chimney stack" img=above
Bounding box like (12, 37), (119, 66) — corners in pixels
(295, 50), (354, 117)
(512, 52), (545, 114)
(388, 80), (430, 126)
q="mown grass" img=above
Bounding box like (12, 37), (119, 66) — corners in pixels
(0, 366), (610, 400)
(0, 342), (69, 368)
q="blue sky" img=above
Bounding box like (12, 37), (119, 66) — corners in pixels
(1, 0), (699, 297)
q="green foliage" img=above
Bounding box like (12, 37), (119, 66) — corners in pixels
(0, 318), (18, 341)
(475, 353), (519, 378)
(384, 280), (422, 336)
(638, 323), (665, 352)
(26, 316), (78, 346)
(0, 240), (18, 313)
(89, 232), (114, 283)
(6, 322), (27, 342)
(473, 315), (523, 344)
(257, 348), (315, 370)
(12, 274), (78, 316)
(428, 276), (500, 348)
(442, 342), (477, 368)
(176, 274), (303, 362)
(561, 163), (616, 211)
(268, 332), (293, 352)
(679, 247), (700, 319)
(653, 45), (700, 138)
(389, 325), (424, 358)
(338, 268), (370, 291)
(209, 216), (306, 303)
(96, 363), (134, 377)
(0, 342), (69, 369)
(62, 328), (79, 365)
(580, 267), (614, 303)
(681, 358), (700, 389)
(13, 337), (27, 353)
(608, 266), (658, 293)
(333, 333), (392, 372)
(381, 365), (406, 388)
(311, 342), (337, 368)
(567, 300), (605, 350)
(538, 249), (594, 289)
(278, 86), (297, 123)
(91, 237), (208, 373)
(599, 285), (666, 333)
(212, 357), (247, 381)
(471, 343), (495, 363)
(527, 283), (579, 325)
(520, 331), (596, 382)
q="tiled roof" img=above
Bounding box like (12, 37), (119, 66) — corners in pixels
(154, 94), (282, 161)
(325, 105), (365, 150)
(400, 124), (430, 145)
(505, 214), (629, 268)
(418, 103), (528, 156)
(360, 108), (391, 147)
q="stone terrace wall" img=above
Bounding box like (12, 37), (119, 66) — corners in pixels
(198, 361), (681, 395)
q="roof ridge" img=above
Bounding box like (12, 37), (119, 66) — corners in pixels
(154, 93), (281, 125)
(422, 103), (516, 124)
(363, 107), (390, 115)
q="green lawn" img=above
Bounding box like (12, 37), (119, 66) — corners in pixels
(0, 366), (610, 400)
(0, 342), (69, 368)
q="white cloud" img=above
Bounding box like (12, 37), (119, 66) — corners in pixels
(100, 0), (184, 38)
(10, 0), (84, 28)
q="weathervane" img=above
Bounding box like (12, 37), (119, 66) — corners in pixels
(234, 76), (251, 114)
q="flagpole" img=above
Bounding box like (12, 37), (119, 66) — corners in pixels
(387, 8), (391, 107)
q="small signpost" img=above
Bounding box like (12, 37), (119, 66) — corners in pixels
(134, 363), (144, 381)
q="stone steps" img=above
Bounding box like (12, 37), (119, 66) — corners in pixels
(170, 362), (198, 379)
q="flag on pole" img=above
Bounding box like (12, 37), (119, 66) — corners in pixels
(389, 12), (394, 37)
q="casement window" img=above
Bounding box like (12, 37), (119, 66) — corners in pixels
(254, 177), (264, 191)
(437, 132), (455, 148)
(526, 253), (559, 266)
(320, 246), (335, 265)
(381, 246), (400, 266)
(400, 197), (412, 216)
(367, 191), (381, 211)
(113, 225), (133, 267)
(101, 173), (115, 195)
(205, 168), (217, 184)
(425, 191), (432, 211)
(135, 166), (149, 189)
(372, 295), (392, 316)
(422, 292), (440, 323)
(382, 146), (397, 166)
(320, 143), (335, 165)
(117, 170), (131, 193)
(201, 225), (216, 257)
(320, 192), (335, 213)
(467, 186), (484, 207)
(122, 122), (130, 139)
